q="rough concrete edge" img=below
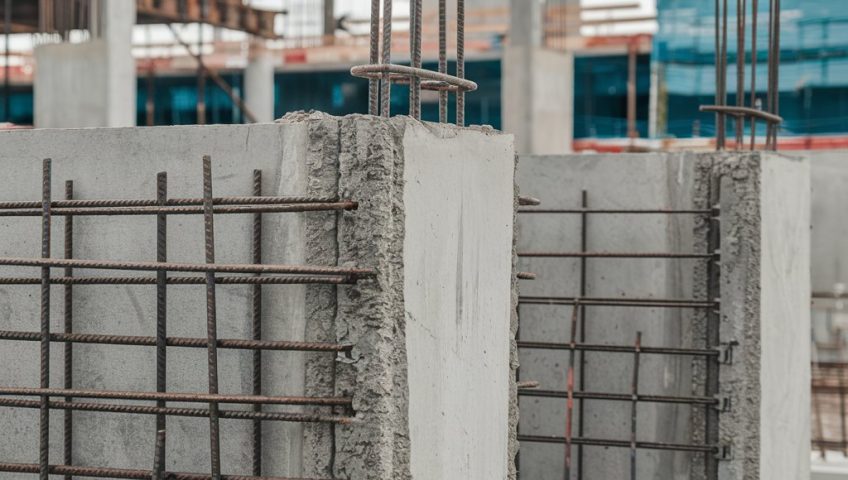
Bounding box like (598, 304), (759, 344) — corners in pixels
(710, 152), (763, 480)
(333, 114), (412, 480)
(509, 154), (520, 480)
(277, 112), (344, 476)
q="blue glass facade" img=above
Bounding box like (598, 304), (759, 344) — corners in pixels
(654, 0), (848, 137)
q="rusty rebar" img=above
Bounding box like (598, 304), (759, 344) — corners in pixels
(0, 195), (343, 210)
(564, 302), (580, 480)
(577, 190), (588, 479)
(518, 251), (716, 259)
(456, 0), (466, 126)
(153, 430), (166, 480)
(0, 398), (354, 425)
(62, 179), (73, 480)
(380, 0), (392, 117)
(630, 332), (642, 480)
(517, 341), (719, 357)
(438, 0), (448, 123)
(155, 172), (168, 475)
(0, 256), (374, 277)
(0, 275), (354, 285)
(519, 296), (717, 309)
(518, 389), (718, 406)
(252, 169), (263, 477)
(0, 462), (334, 479)
(202, 156), (222, 480)
(0, 387), (352, 407)
(0, 202), (358, 217)
(39, 158), (51, 480)
(517, 435), (717, 454)
(368, 0), (380, 115)
(0, 330), (353, 352)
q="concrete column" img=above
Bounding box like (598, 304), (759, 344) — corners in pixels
(502, 0), (574, 155)
(34, 0), (136, 128)
(245, 44), (276, 123)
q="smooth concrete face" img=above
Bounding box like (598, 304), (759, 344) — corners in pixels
(516, 153), (699, 479)
(402, 122), (515, 479)
(502, 47), (574, 155)
(0, 124), (317, 477)
(804, 151), (848, 296)
(758, 153), (811, 480)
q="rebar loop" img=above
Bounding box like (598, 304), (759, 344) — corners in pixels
(353, 0), (478, 123)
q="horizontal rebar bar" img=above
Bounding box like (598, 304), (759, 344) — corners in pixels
(519, 296), (717, 309)
(518, 208), (712, 215)
(517, 435), (718, 453)
(0, 462), (332, 480)
(516, 272), (537, 280)
(518, 252), (715, 259)
(517, 381), (541, 390)
(0, 257), (374, 277)
(518, 389), (718, 405)
(0, 387), (351, 407)
(0, 275), (353, 285)
(0, 330), (352, 353)
(0, 196), (342, 210)
(0, 202), (358, 217)
(517, 341), (719, 357)
(0, 398), (354, 424)
(350, 64), (478, 92)
(699, 104), (783, 124)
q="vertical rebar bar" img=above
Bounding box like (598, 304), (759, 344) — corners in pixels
(577, 190), (588, 480)
(438, 0), (447, 123)
(155, 172), (168, 476)
(771, 0), (780, 151)
(564, 301), (580, 480)
(197, 23), (206, 125)
(704, 179), (721, 479)
(630, 332), (642, 480)
(719, 0), (728, 149)
(714, 0), (721, 149)
(251, 169), (263, 477)
(412, 0), (422, 119)
(380, 0), (392, 118)
(750, 0), (758, 149)
(39, 158), (52, 480)
(735, 0), (746, 148)
(63, 180), (73, 480)
(456, 0), (466, 127)
(153, 429), (166, 480)
(766, 0), (776, 149)
(3, 0), (10, 122)
(202, 156), (222, 480)
(368, 0), (380, 116)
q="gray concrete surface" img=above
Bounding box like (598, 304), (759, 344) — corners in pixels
(516, 152), (811, 480)
(0, 114), (517, 479)
(34, 1), (136, 128)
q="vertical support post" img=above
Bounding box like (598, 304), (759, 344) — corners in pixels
(380, 0), (392, 118)
(155, 172), (168, 476)
(629, 332), (642, 480)
(627, 40), (638, 142)
(3, 0), (10, 122)
(456, 0), (466, 126)
(39, 158), (52, 480)
(62, 180), (73, 480)
(438, 0), (447, 123)
(202, 156), (222, 479)
(368, 0), (380, 116)
(323, 0), (335, 45)
(251, 169), (263, 476)
(577, 190), (588, 479)
(564, 300), (581, 480)
(197, 22), (206, 125)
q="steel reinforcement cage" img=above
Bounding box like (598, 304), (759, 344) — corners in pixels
(0, 157), (371, 480)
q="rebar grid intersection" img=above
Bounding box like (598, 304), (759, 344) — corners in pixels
(0, 157), (368, 480)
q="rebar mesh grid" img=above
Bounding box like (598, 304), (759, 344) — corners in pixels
(516, 190), (722, 480)
(351, 0), (478, 126)
(0, 157), (368, 480)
